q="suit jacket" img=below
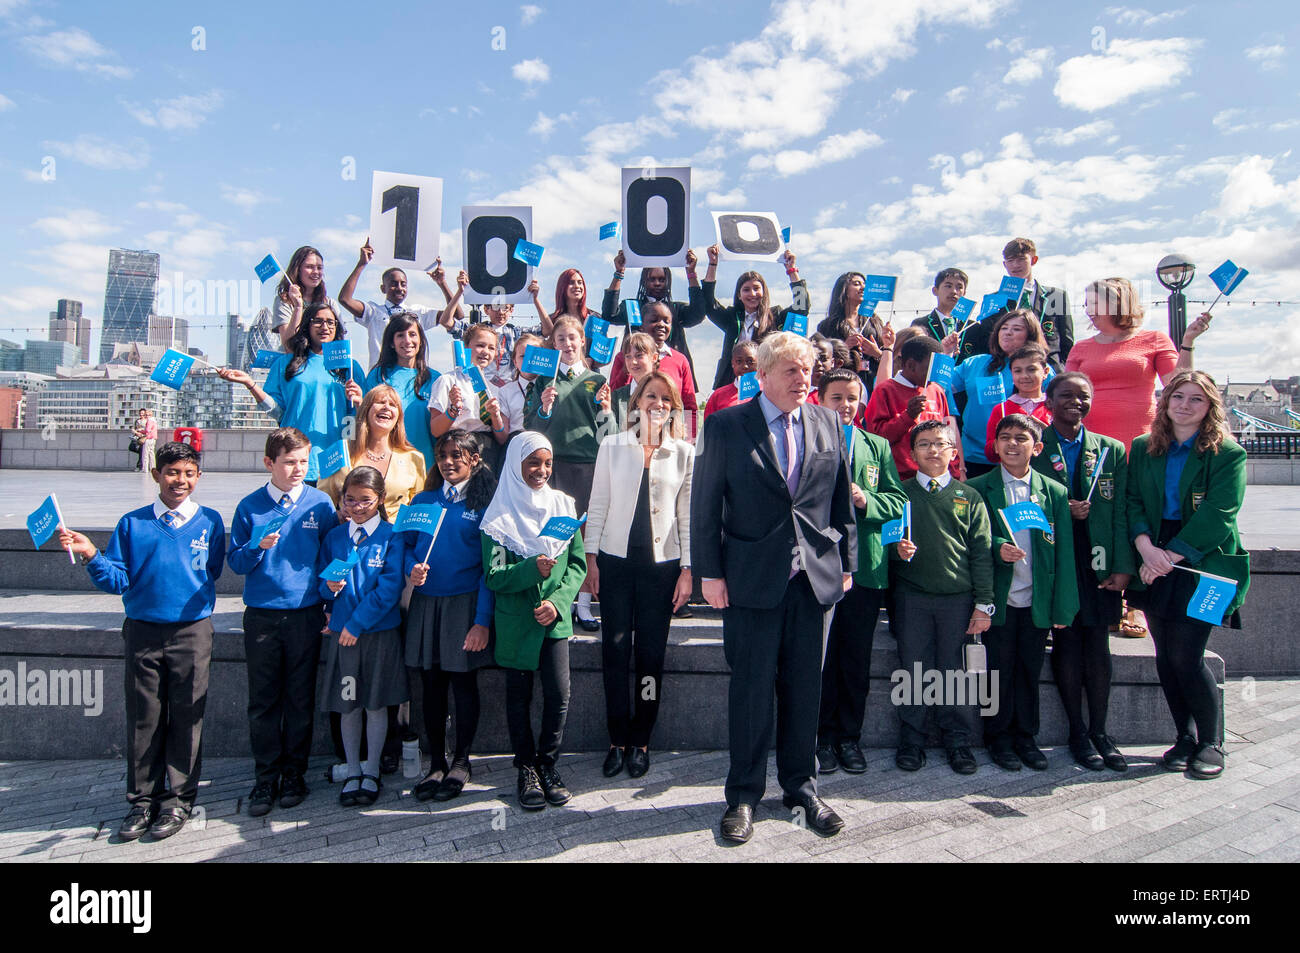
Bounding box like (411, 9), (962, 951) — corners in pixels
(1125, 434), (1250, 616)
(960, 283), (1074, 370)
(847, 427), (908, 589)
(691, 397), (857, 608)
(912, 310), (982, 361)
(1031, 426), (1136, 580)
(703, 278), (811, 390)
(601, 287), (706, 388)
(586, 431), (693, 565)
(968, 468), (1080, 629)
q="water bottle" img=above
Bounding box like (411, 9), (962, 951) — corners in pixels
(402, 739), (421, 778)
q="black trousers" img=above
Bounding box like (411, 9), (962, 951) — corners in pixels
(893, 589), (972, 747)
(1050, 620), (1112, 739)
(421, 667), (480, 767)
(1147, 610), (1221, 744)
(983, 605), (1048, 746)
(123, 616), (213, 811)
(598, 551), (678, 748)
(505, 637), (570, 768)
(819, 584), (885, 746)
(243, 604), (324, 785)
(723, 572), (828, 808)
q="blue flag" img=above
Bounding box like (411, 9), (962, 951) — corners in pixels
(540, 513), (587, 541)
(521, 345), (560, 377)
(249, 511), (290, 547)
(512, 239), (544, 268)
(736, 372), (759, 400)
(464, 364), (490, 395)
(781, 226), (792, 244)
(882, 502), (910, 545)
(783, 312), (808, 336)
(453, 339), (469, 369)
(251, 349), (278, 369)
(321, 550), (360, 582)
(926, 353), (956, 388)
(584, 315), (610, 339)
(976, 375), (1007, 405)
(599, 222), (619, 241)
(857, 299), (877, 317)
(626, 299), (642, 327)
(588, 334), (617, 363)
(997, 275), (1026, 306)
(865, 275), (897, 301)
(1000, 500), (1052, 535)
(26, 494), (64, 548)
(392, 503), (447, 536)
(319, 440), (350, 478)
(1209, 260), (1248, 295)
(322, 340), (352, 373)
(254, 253), (283, 284)
(150, 349), (196, 390)
(950, 297), (976, 324)
(978, 293), (1004, 320)
(1185, 569), (1237, 625)
(842, 423), (854, 461)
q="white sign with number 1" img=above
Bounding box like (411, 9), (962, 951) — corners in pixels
(369, 171), (443, 274)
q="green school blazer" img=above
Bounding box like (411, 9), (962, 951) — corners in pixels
(1032, 426), (1137, 580)
(968, 468), (1080, 628)
(1125, 434), (1250, 617)
(848, 427), (908, 589)
(481, 531), (587, 671)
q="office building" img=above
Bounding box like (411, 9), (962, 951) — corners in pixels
(22, 340), (80, 377)
(147, 313), (189, 352)
(98, 249), (160, 363)
(49, 299), (91, 365)
(226, 313), (249, 371)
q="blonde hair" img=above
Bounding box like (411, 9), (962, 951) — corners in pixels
(1087, 277), (1145, 331)
(626, 370), (685, 441)
(1148, 370), (1229, 456)
(549, 315), (585, 346)
(622, 331), (657, 359)
(756, 331), (815, 375)
(349, 385), (415, 457)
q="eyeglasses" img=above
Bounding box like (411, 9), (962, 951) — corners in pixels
(309, 318), (337, 328)
(914, 441), (951, 452)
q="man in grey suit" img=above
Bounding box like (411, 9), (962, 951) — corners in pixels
(691, 332), (858, 843)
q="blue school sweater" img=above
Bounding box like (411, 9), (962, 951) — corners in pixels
(228, 484), (339, 609)
(400, 488), (494, 628)
(87, 504), (226, 623)
(317, 520), (405, 636)
(264, 352), (367, 481)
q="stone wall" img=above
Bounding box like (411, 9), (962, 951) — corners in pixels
(0, 428), (271, 472)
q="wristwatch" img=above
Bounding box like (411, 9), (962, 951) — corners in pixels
(974, 603), (995, 616)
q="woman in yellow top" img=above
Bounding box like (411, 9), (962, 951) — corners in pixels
(319, 385), (428, 515)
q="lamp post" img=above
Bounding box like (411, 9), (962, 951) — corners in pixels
(1156, 253), (1195, 346)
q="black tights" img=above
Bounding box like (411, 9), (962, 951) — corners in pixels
(1147, 611), (1220, 744)
(1050, 622), (1112, 740)
(420, 667), (480, 769)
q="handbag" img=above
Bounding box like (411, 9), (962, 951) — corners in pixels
(128, 438), (142, 453)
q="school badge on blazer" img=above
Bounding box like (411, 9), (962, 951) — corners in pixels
(1098, 477), (1114, 501)
(952, 491), (970, 519)
(583, 379), (599, 396)
(1192, 491), (1206, 511)
(1041, 319), (1055, 338)
(367, 552), (385, 569)
(866, 464), (880, 489)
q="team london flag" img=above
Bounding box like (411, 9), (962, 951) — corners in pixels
(26, 494), (65, 548)
(1182, 567), (1238, 625)
(254, 253), (283, 284)
(736, 372), (759, 400)
(321, 550), (360, 582)
(453, 339), (470, 369)
(150, 349), (196, 390)
(1209, 260), (1248, 296)
(783, 312), (808, 336)
(926, 352), (956, 388)
(249, 511), (290, 547)
(251, 349), (279, 369)
(589, 334), (617, 363)
(392, 503), (446, 536)
(540, 513), (587, 541)
(512, 238), (545, 268)
(626, 299), (642, 327)
(882, 501), (911, 544)
(950, 297), (976, 324)
(864, 275), (897, 301)
(599, 222), (619, 241)
(999, 500), (1052, 536)
(319, 440), (350, 478)
(521, 345), (560, 378)
(322, 340), (352, 373)
(996, 275), (1026, 306)
(857, 299), (877, 317)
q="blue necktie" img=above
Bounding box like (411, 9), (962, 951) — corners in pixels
(278, 493), (292, 511)
(161, 511), (178, 528)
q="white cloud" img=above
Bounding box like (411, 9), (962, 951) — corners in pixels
(1104, 6), (1188, 27)
(704, 188), (748, 207)
(944, 85), (969, 104)
(512, 58), (550, 84)
(43, 134), (149, 170)
(814, 202), (846, 227)
(1054, 37), (1200, 111)
(1035, 120), (1116, 147)
(891, 88), (915, 104)
(961, 150), (984, 166)
(530, 110), (576, 138)
(1212, 109), (1254, 135)
(1003, 47), (1051, 85)
(0, 92), (13, 111)
(520, 4), (542, 24)
(122, 91), (223, 131)
(1245, 44), (1285, 70)
(32, 208), (117, 241)
(21, 27), (132, 78)
(1213, 156), (1300, 219)
(747, 129), (883, 177)
(219, 184), (269, 212)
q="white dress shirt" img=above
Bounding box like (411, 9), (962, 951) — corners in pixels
(1000, 467), (1034, 608)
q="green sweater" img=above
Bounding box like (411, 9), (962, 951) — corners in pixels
(481, 531), (587, 671)
(890, 476), (994, 604)
(524, 368), (610, 462)
(849, 427), (909, 588)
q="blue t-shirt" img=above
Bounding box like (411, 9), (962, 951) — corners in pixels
(364, 364), (440, 472)
(264, 351), (366, 480)
(1163, 437), (1196, 519)
(951, 354), (1055, 466)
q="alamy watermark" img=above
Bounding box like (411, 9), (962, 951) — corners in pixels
(0, 664), (104, 716)
(890, 662), (999, 716)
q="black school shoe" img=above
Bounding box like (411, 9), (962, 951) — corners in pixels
(946, 746), (978, 775)
(1089, 733), (1128, 772)
(279, 769), (308, 808)
(149, 807), (189, 840)
(1188, 743), (1225, 780)
(118, 803), (158, 841)
(816, 744), (839, 774)
(1069, 736), (1105, 772)
(836, 741), (868, 774)
(247, 779), (277, 816)
(602, 746), (625, 777)
(517, 766), (546, 810)
(537, 764), (572, 805)
(1162, 734), (1198, 772)
(895, 745), (926, 771)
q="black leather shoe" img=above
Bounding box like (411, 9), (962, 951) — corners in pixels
(816, 744), (839, 774)
(247, 779), (277, 816)
(946, 746), (977, 775)
(517, 766), (546, 810)
(673, 604), (693, 619)
(356, 773), (382, 806)
(1069, 737), (1105, 771)
(414, 765), (447, 802)
(380, 752), (400, 775)
(782, 794), (844, 836)
(537, 764), (572, 805)
(279, 770), (308, 808)
(601, 746), (625, 778)
(895, 745), (926, 771)
(836, 741), (868, 774)
(118, 804), (157, 841)
(626, 747), (650, 779)
(572, 607), (601, 632)
(1089, 733), (1128, 772)
(989, 743), (1022, 772)
(1162, 734), (1198, 772)
(1188, 743), (1225, 780)
(149, 807), (188, 840)
(720, 804), (754, 843)
(1014, 740), (1049, 771)
(434, 759), (471, 801)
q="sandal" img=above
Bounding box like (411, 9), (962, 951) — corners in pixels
(1118, 606), (1148, 638)
(339, 775), (363, 807)
(356, 773), (381, 806)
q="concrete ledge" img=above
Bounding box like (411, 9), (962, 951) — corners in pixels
(0, 428), (271, 472)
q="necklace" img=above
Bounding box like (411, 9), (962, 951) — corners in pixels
(364, 446), (390, 463)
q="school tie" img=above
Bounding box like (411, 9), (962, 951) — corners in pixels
(353, 527), (368, 548)
(1019, 287), (1034, 310)
(476, 384), (493, 427)
(563, 368), (575, 382)
(780, 413), (801, 496)
(161, 510), (178, 528)
(277, 493), (292, 511)
(928, 479), (940, 494)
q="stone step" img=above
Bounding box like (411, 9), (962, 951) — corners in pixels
(0, 589), (1226, 758)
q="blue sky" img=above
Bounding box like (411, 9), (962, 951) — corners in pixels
(1, 0), (1296, 385)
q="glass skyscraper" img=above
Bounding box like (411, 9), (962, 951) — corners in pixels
(98, 249), (160, 364)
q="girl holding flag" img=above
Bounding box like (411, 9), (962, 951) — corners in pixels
(403, 429), (497, 802)
(1125, 371), (1249, 780)
(427, 322), (510, 468)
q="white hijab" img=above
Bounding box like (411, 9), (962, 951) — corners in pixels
(480, 431), (576, 560)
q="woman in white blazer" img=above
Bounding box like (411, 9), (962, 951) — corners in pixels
(586, 370), (694, 780)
